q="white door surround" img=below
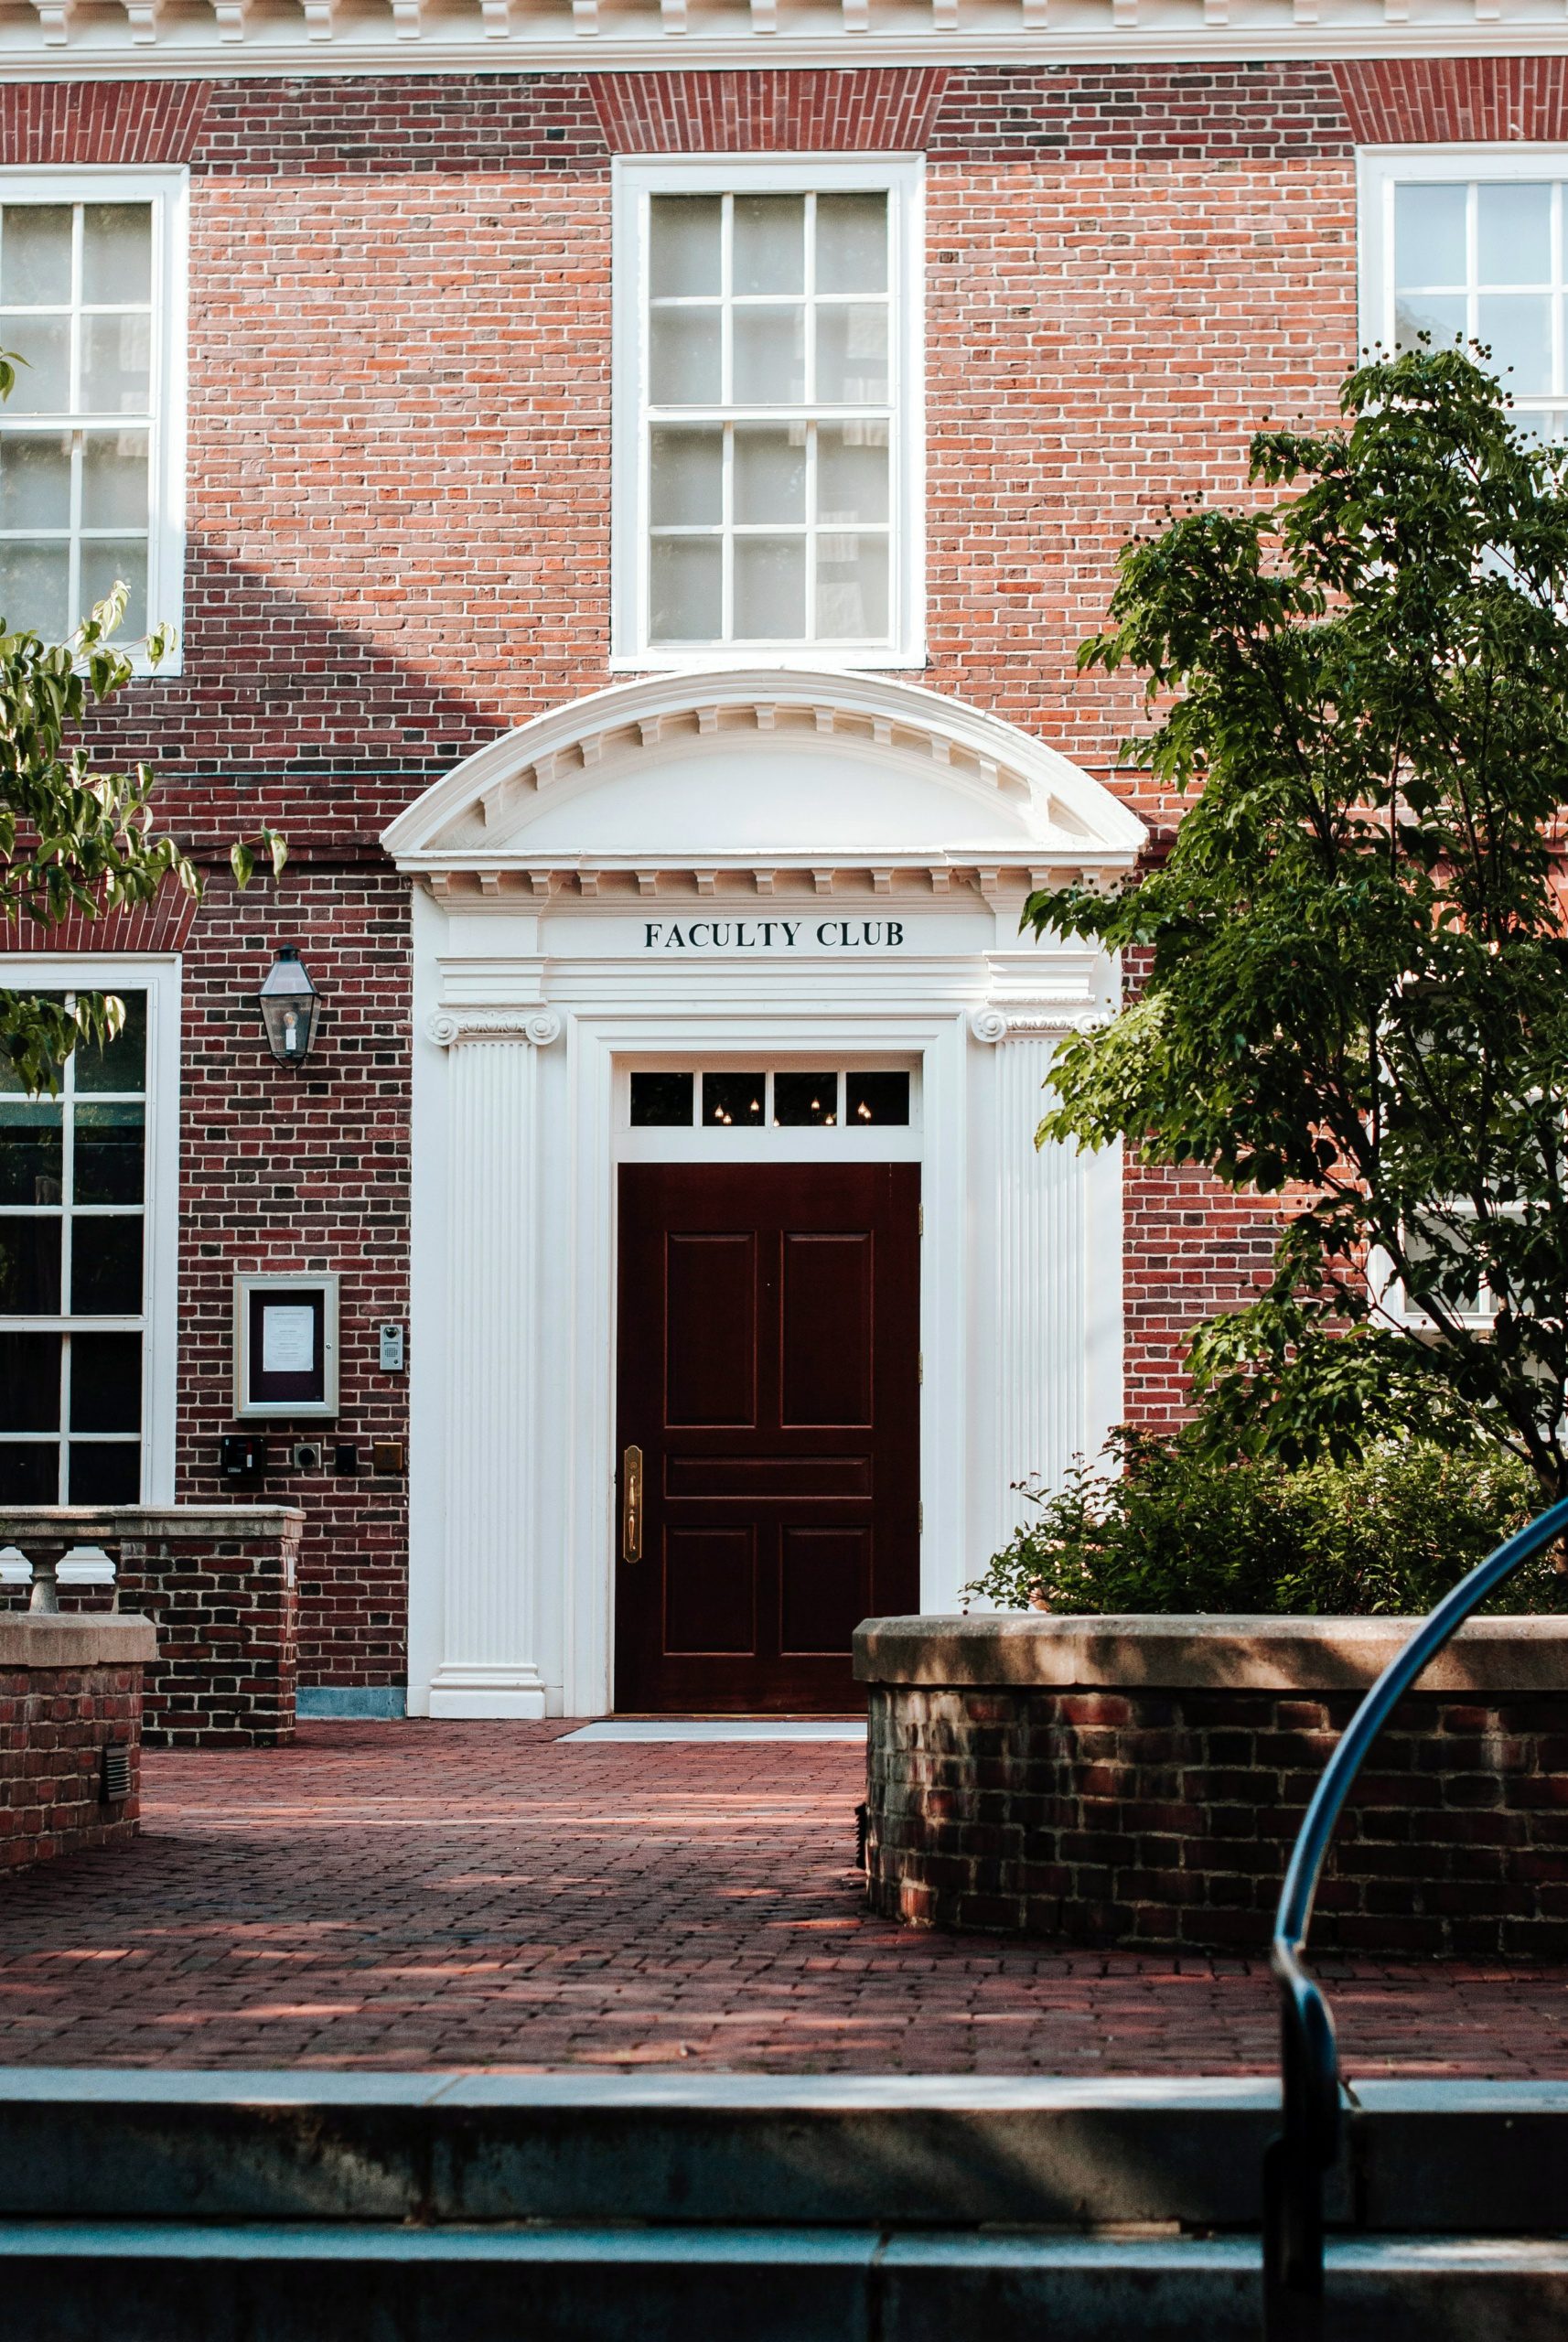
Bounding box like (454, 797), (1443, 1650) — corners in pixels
(385, 670), (1144, 1719)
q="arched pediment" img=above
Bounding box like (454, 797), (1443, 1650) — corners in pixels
(381, 670), (1146, 891)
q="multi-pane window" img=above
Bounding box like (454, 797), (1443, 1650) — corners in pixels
(617, 161), (922, 666)
(629, 1069), (912, 1129)
(1365, 156), (1568, 435)
(0, 171), (185, 656)
(0, 993), (148, 1503)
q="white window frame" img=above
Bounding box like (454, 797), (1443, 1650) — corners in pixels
(611, 153), (926, 674)
(1369, 1210), (1503, 1334)
(0, 954), (181, 1503)
(0, 166), (188, 676)
(1359, 144), (1568, 428)
(618, 1056), (922, 1162)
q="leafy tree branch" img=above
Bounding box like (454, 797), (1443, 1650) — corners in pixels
(1029, 347), (1568, 1499)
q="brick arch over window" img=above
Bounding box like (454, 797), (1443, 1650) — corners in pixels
(588, 70), (948, 156)
(0, 892), (197, 958)
(0, 81), (211, 166)
(1333, 58), (1568, 145)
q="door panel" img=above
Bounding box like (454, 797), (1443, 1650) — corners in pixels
(779, 1233), (874, 1425)
(663, 1526), (757, 1654)
(779, 1526), (871, 1655)
(664, 1233), (757, 1425)
(616, 1162), (919, 1714)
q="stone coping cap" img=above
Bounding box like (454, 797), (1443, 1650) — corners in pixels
(853, 1612), (1568, 1693)
(0, 1614), (156, 1669)
(0, 1507), (306, 1541)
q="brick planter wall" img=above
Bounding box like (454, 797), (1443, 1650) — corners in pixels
(855, 1616), (1568, 1959)
(0, 1509), (303, 1748)
(0, 1616), (156, 1873)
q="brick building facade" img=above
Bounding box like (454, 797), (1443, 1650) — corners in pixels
(0, 23), (1560, 1715)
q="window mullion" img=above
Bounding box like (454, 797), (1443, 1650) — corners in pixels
(720, 193), (734, 406)
(59, 992), (77, 1503)
(60, 992), (75, 1323)
(68, 423), (82, 637)
(805, 419), (817, 643)
(1556, 183), (1564, 408)
(58, 1332), (70, 1503)
(722, 421), (734, 645)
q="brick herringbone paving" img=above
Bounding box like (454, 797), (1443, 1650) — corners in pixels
(0, 1722), (1562, 2076)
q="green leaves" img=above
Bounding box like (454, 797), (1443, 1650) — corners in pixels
(0, 578), (287, 1090)
(1027, 349), (1568, 1497)
(964, 1428), (1552, 1617)
(231, 827), (289, 892)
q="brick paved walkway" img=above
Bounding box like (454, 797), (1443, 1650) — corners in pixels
(0, 1722), (1563, 2076)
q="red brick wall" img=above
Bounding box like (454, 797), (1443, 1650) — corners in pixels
(177, 871), (408, 1692)
(114, 1520), (300, 1746)
(867, 1681), (1568, 1957)
(8, 58), (1562, 1674)
(0, 1661), (141, 1872)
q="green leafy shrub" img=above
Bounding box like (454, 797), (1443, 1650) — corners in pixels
(965, 1428), (1566, 1616)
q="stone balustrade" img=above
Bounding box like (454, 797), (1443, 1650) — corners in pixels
(0, 1509), (304, 1748)
(854, 1613), (1568, 1959)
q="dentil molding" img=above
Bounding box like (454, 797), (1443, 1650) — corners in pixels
(426, 1006), (563, 1048)
(8, 5), (1568, 81)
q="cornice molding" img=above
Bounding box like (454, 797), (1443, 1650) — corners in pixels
(4, 12), (1568, 82)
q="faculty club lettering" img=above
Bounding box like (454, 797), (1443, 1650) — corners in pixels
(643, 919), (906, 951)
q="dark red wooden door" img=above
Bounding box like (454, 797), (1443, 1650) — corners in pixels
(615, 1162), (920, 1714)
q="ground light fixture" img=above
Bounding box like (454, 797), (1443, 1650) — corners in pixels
(257, 947), (321, 1066)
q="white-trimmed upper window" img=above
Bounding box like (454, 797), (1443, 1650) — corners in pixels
(613, 157), (924, 670)
(0, 168), (187, 668)
(1360, 148), (1568, 434)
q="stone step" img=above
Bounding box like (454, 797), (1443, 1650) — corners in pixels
(1, 2223), (1565, 2342)
(2, 2073), (1566, 2236)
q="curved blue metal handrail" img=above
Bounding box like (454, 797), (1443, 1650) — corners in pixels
(1262, 1490), (1568, 2342)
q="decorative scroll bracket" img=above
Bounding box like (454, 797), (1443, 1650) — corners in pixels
(426, 1006), (564, 1048)
(969, 1005), (1113, 1045)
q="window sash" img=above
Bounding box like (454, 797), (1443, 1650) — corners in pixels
(0, 168), (186, 669)
(0, 957), (178, 1505)
(1361, 147), (1568, 432)
(613, 156), (923, 670)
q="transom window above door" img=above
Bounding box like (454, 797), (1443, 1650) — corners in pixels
(630, 1068), (912, 1130)
(613, 158), (924, 671)
(1361, 151), (1568, 435)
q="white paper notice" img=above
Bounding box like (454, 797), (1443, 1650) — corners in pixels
(261, 1304), (316, 1376)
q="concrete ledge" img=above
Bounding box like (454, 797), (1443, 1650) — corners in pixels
(854, 1612), (1568, 1694)
(0, 1613), (156, 1669)
(0, 1508), (306, 1543)
(0, 2074), (1563, 2239)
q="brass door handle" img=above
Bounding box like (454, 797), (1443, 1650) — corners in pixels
(621, 1445), (643, 1563)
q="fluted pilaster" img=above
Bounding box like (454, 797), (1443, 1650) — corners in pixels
(427, 1016), (557, 1717)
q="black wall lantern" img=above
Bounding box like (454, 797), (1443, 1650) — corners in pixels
(257, 947), (321, 1066)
